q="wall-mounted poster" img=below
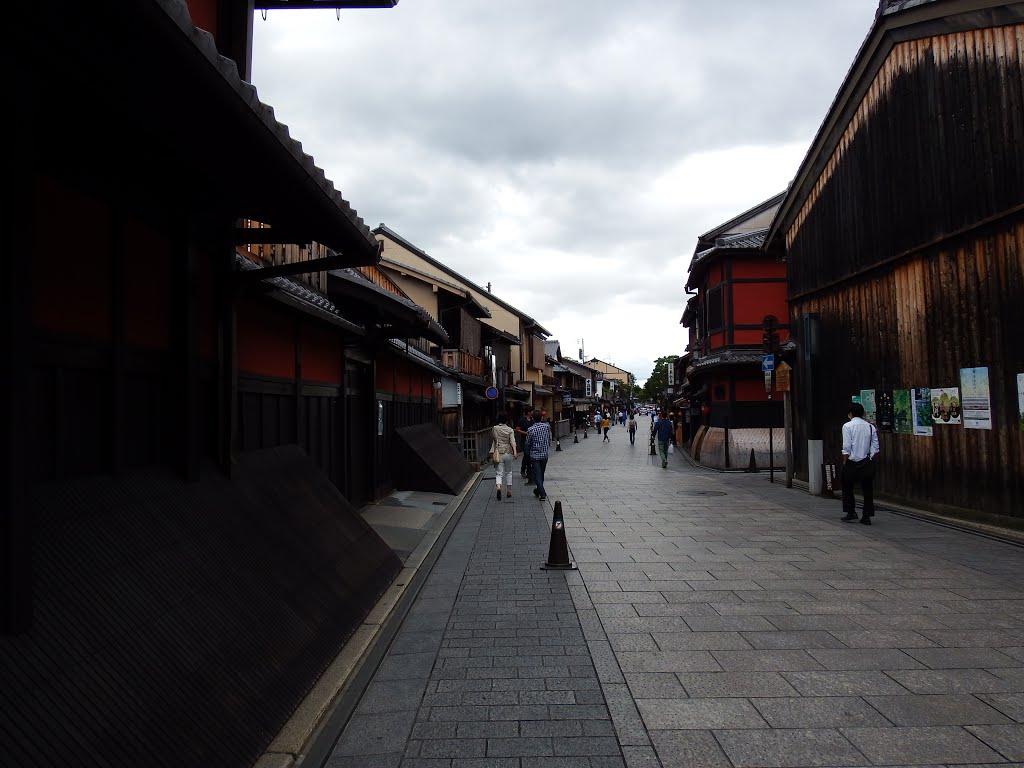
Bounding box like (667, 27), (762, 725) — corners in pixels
(959, 367), (992, 430)
(930, 387), (962, 426)
(877, 390), (894, 432)
(912, 387), (933, 436)
(859, 389), (877, 424)
(1018, 373), (1024, 432)
(893, 389), (913, 434)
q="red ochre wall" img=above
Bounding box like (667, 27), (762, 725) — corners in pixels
(237, 300), (295, 380)
(377, 353), (433, 398)
(185, 0), (218, 37)
(33, 176), (112, 340)
(124, 217), (170, 350)
(735, 377), (773, 402)
(302, 323), (342, 385)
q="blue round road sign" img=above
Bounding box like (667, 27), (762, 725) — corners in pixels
(485, 386), (499, 400)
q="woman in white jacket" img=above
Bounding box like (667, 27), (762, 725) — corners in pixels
(491, 414), (517, 501)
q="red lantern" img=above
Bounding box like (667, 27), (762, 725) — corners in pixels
(700, 403), (711, 416)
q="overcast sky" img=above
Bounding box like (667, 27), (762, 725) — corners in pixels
(250, 0), (879, 385)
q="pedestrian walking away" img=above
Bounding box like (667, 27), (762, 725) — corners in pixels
(514, 409), (532, 482)
(525, 409), (551, 500)
(840, 402), (880, 524)
(653, 415), (673, 468)
(601, 413), (611, 442)
(627, 412), (637, 445)
(490, 413), (517, 500)
(593, 411), (601, 433)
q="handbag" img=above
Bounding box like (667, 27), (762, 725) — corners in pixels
(490, 428), (501, 465)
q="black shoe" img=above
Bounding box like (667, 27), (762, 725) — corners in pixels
(539, 495), (546, 500)
(860, 517), (871, 525)
(497, 488), (502, 500)
(841, 515), (857, 522)
(533, 488), (540, 497)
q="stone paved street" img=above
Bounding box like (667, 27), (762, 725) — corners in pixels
(326, 425), (1024, 768)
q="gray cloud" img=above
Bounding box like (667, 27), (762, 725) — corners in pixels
(251, 0), (878, 382)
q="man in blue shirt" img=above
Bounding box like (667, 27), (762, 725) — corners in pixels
(525, 410), (552, 501)
(653, 415), (674, 469)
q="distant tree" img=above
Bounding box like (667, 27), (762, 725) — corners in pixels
(642, 356), (679, 403)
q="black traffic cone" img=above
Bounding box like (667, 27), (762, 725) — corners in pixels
(746, 448), (757, 473)
(573, 432), (579, 443)
(649, 436), (657, 456)
(555, 438), (562, 452)
(583, 428), (588, 439)
(541, 501), (576, 570)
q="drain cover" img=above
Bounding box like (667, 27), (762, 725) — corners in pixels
(679, 490), (727, 497)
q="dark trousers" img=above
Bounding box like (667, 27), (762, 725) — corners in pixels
(628, 428), (636, 444)
(842, 459), (875, 518)
(532, 456), (548, 498)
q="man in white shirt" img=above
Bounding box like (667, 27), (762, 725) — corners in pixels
(841, 402), (880, 524)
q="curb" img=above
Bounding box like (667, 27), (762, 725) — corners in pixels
(253, 471), (482, 768)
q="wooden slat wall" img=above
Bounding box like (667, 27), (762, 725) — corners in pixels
(791, 221), (1024, 520)
(785, 21), (1024, 522)
(787, 24), (1024, 297)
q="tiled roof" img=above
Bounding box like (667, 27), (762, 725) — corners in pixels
(688, 349), (765, 373)
(237, 254), (363, 335)
(689, 228), (770, 272)
(879, 0), (940, 15)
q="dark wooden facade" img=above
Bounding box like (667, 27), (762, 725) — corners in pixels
(772, 5), (1024, 521)
(0, 2), (432, 767)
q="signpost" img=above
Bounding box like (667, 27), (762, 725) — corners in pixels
(776, 362), (793, 488)
(485, 386), (498, 400)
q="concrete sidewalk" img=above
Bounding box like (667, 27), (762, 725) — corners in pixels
(322, 426), (1024, 767)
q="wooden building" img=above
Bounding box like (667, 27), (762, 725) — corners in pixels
(680, 194), (789, 468)
(766, 0), (1024, 521)
(375, 225), (547, 432)
(0, 2), (470, 767)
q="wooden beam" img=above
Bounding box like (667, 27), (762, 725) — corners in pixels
(234, 248), (381, 284)
(172, 218), (201, 482)
(2, 65), (33, 633)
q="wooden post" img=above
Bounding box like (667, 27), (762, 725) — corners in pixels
(784, 390), (794, 488)
(2, 77), (32, 631)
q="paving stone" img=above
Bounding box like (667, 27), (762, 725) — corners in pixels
(841, 725), (1005, 764)
(636, 697), (767, 729)
(920, 630), (1020, 647)
(713, 728), (866, 767)
(677, 672), (799, 698)
(652, 631), (752, 650)
(805, 648), (925, 670)
(979, 693), (1024, 723)
(885, 669), (1018, 694)
(865, 694), (1014, 725)
(486, 737), (555, 757)
(620, 745), (661, 768)
(740, 631), (848, 650)
(781, 670), (910, 696)
(905, 647), (1021, 669)
(710, 650), (825, 672)
(355, 678), (429, 714)
(966, 724), (1024, 760)
(828, 630), (938, 648)
(330, 711), (418, 756)
(649, 730), (732, 768)
(418, 738), (487, 759)
(615, 650), (723, 673)
(623, 672), (688, 699)
(750, 696), (890, 728)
